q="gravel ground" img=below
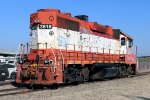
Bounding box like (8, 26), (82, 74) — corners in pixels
(0, 74), (150, 100)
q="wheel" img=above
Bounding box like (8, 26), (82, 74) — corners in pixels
(47, 83), (58, 90)
(117, 68), (122, 78)
(64, 67), (84, 84)
(26, 84), (34, 90)
(81, 67), (89, 82)
(73, 73), (84, 85)
(0, 68), (9, 81)
(80, 74), (84, 83)
(0, 77), (5, 81)
(121, 66), (127, 77)
(10, 72), (16, 82)
(127, 66), (134, 77)
(117, 65), (127, 78)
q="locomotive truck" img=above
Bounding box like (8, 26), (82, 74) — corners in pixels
(16, 9), (136, 87)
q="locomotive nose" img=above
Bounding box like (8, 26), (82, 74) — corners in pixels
(21, 64), (37, 77)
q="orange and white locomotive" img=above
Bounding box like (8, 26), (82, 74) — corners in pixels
(16, 9), (136, 86)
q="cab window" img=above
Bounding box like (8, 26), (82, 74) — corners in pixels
(121, 37), (126, 46)
(129, 39), (133, 47)
(30, 25), (37, 30)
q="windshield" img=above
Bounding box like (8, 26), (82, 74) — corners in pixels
(30, 25), (37, 30)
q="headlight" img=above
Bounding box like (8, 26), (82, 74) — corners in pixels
(18, 59), (24, 64)
(44, 59), (52, 65)
(44, 59), (49, 65)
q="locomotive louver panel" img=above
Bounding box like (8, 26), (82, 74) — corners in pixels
(113, 29), (120, 39)
(57, 17), (79, 31)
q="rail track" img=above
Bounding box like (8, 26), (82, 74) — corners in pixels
(0, 72), (150, 97)
(137, 71), (150, 76)
(0, 81), (11, 86)
(0, 87), (32, 97)
(0, 86), (51, 97)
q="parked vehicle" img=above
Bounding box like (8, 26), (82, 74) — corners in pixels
(0, 62), (16, 81)
(6, 60), (16, 65)
(0, 65), (9, 81)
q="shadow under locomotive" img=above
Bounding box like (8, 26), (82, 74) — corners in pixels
(63, 63), (135, 84)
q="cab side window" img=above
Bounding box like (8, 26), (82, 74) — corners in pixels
(121, 37), (126, 46)
(129, 39), (133, 47)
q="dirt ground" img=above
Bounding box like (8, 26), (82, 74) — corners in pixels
(0, 74), (150, 100)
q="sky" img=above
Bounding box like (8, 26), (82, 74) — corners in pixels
(0, 0), (149, 56)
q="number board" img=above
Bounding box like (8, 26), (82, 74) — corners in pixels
(39, 24), (52, 29)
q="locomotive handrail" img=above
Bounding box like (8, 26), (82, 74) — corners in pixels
(59, 48), (65, 71)
(51, 47), (57, 73)
(66, 44), (120, 54)
(15, 44), (22, 65)
(65, 44), (121, 63)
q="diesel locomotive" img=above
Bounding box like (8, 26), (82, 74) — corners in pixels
(16, 9), (136, 87)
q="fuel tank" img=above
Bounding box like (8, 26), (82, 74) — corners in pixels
(90, 63), (118, 80)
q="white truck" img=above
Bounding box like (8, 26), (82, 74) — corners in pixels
(0, 60), (16, 81)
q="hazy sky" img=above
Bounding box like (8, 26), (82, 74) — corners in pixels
(0, 0), (149, 56)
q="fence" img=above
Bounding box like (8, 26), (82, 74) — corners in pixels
(138, 56), (150, 73)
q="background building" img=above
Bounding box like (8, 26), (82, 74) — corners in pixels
(0, 50), (16, 63)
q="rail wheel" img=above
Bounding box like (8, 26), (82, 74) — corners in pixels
(117, 65), (127, 78)
(64, 67), (83, 84)
(81, 67), (89, 82)
(121, 66), (127, 77)
(10, 72), (16, 82)
(26, 84), (44, 90)
(47, 83), (58, 90)
(127, 66), (134, 77)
